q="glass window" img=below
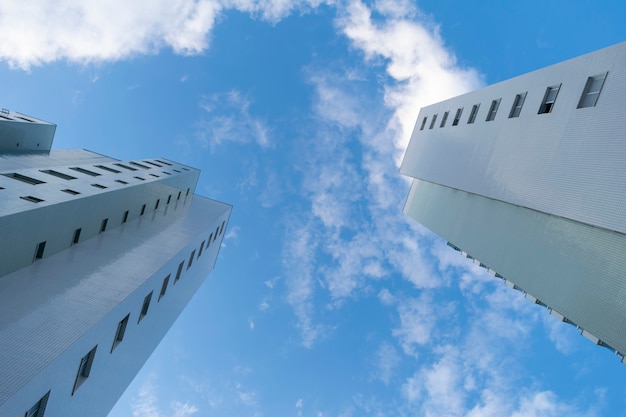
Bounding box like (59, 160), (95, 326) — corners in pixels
(578, 72), (608, 108)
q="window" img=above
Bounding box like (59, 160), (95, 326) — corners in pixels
(130, 161), (151, 170)
(220, 221), (225, 235)
(486, 99), (501, 121)
(186, 188), (190, 196)
(122, 210), (129, 224)
(149, 174), (160, 178)
(187, 250), (196, 269)
(452, 108), (463, 126)
(162, 171), (171, 176)
(62, 189), (80, 195)
(467, 104), (480, 124)
(167, 195), (172, 204)
(16, 116), (34, 122)
(140, 204), (146, 216)
(72, 345), (97, 395)
(70, 167), (101, 177)
(134, 176), (145, 181)
(144, 161), (163, 167)
(440, 111), (449, 127)
(95, 165), (122, 174)
(177, 191), (181, 200)
(115, 179), (128, 185)
(578, 72), (608, 108)
(91, 183), (107, 189)
(182, 167), (190, 171)
(174, 261), (184, 284)
(72, 228), (81, 245)
(509, 92), (527, 118)
(157, 159), (173, 166)
(3, 173), (45, 185)
(20, 195), (44, 203)
(34, 241), (46, 261)
(207, 233), (213, 247)
(100, 218), (108, 233)
(25, 391), (50, 417)
(173, 169), (181, 173)
(198, 241), (205, 258)
(429, 114), (438, 129)
(155, 199), (160, 210)
(159, 274), (170, 301)
(114, 163), (137, 171)
(538, 84), (561, 114)
(138, 292), (153, 322)
(40, 169), (77, 180)
(214, 227), (219, 241)
(111, 314), (129, 352)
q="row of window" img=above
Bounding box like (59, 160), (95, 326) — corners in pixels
(419, 72), (608, 130)
(31, 188), (191, 262)
(26, 219), (227, 416)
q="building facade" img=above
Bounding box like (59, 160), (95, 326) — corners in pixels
(0, 109), (232, 416)
(400, 42), (626, 360)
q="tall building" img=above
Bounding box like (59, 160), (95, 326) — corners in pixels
(0, 109), (232, 416)
(400, 42), (626, 360)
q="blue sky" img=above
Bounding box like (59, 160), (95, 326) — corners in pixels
(2, 1), (626, 416)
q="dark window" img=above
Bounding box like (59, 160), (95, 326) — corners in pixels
(115, 179), (128, 185)
(25, 390), (50, 417)
(156, 159), (173, 166)
(162, 171), (171, 176)
(452, 108), (463, 126)
(486, 99), (501, 121)
(20, 195), (44, 203)
(159, 274), (170, 301)
(72, 345), (97, 395)
(114, 163), (137, 171)
(100, 218), (108, 233)
(429, 114), (438, 129)
(34, 241), (46, 261)
(3, 173), (45, 185)
(62, 189), (80, 195)
(91, 183), (107, 189)
(177, 191), (181, 200)
(207, 234), (212, 247)
(538, 85), (561, 114)
(149, 174), (159, 178)
(167, 195), (172, 204)
(420, 117), (427, 130)
(440, 111), (449, 128)
(467, 104), (480, 124)
(198, 241), (205, 258)
(111, 314), (129, 352)
(94, 165), (122, 174)
(144, 161), (163, 167)
(173, 169), (181, 173)
(122, 210), (129, 224)
(182, 167), (190, 171)
(187, 250), (196, 270)
(130, 161), (151, 170)
(578, 72), (608, 108)
(140, 204), (146, 216)
(72, 228), (81, 245)
(40, 169), (77, 180)
(509, 92), (527, 118)
(134, 176), (145, 181)
(70, 167), (101, 177)
(214, 227), (219, 240)
(174, 261), (184, 284)
(186, 188), (190, 196)
(16, 116), (34, 122)
(220, 221), (225, 235)
(138, 292), (153, 322)
(155, 199), (160, 210)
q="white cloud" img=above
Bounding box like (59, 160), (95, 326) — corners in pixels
(372, 341), (400, 384)
(171, 401), (199, 417)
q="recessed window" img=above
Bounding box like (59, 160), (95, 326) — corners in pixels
(174, 261), (184, 284)
(40, 169), (77, 180)
(62, 189), (80, 195)
(134, 176), (145, 181)
(100, 218), (108, 233)
(182, 167), (190, 171)
(159, 274), (170, 301)
(16, 116), (34, 122)
(122, 210), (129, 224)
(186, 188), (190, 196)
(429, 114), (438, 129)
(129, 161), (151, 170)
(215, 226), (219, 240)
(177, 191), (181, 200)
(167, 195), (172, 204)
(114, 163), (137, 171)
(486, 99), (501, 121)
(208, 233), (213, 245)
(162, 171), (171, 176)
(509, 92), (527, 118)
(70, 167), (101, 177)
(144, 161), (163, 167)
(452, 108), (463, 126)
(34, 241), (46, 261)
(140, 204), (146, 216)
(173, 169), (181, 173)
(440, 111), (449, 128)
(187, 250), (196, 270)
(115, 179), (128, 185)
(149, 174), (159, 178)
(3, 173), (45, 185)
(538, 84), (561, 114)
(72, 228), (82, 245)
(155, 199), (160, 210)
(420, 117), (427, 130)
(220, 221), (225, 235)
(578, 72), (608, 108)
(72, 345), (97, 395)
(25, 390), (50, 417)
(91, 183), (107, 189)
(198, 241), (205, 258)
(467, 104), (480, 124)
(94, 165), (122, 174)
(111, 314), (129, 352)
(156, 159), (173, 166)
(20, 195), (44, 203)
(138, 292), (153, 322)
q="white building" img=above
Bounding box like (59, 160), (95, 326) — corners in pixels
(0, 108), (232, 416)
(400, 42), (626, 360)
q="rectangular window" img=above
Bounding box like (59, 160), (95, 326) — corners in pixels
(16, 116), (34, 122)
(130, 161), (151, 170)
(91, 183), (107, 189)
(20, 195), (44, 203)
(140, 204), (146, 216)
(115, 179), (128, 185)
(186, 188), (190, 196)
(162, 171), (171, 176)
(156, 159), (173, 166)
(177, 191), (181, 200)
(174, 261), (184, 284)
(149, 174), (160, 178)
(25, 391), (50, 417)
(144, 161), (163, 167)
(220, 221), (226, 235)
(198, 241), (205, 258)
(452, 108), (463, 126)
(155, 199), (160, 210)
(40, 169), (77, 180)
(207, 233), (213, 247)
(187, 250), (196, 270)
(62, 189), (80, 195)
(214, 227), (219, 241)
(173, 169), (181, 173)
(114, 163), (137, 171)
(429, 114), (438, 129)
(159, 274), (170, 301)
(122, 210), (129, 224)
(134, 176), (145, 181)
(138, 292), (153, 322)
(509, 92), (527, 118)
(578, 72), (608, 108)
(70, 167), (101, 177)
(538, 84), (561, 114)
(100, 218), (108, 233)
(73, 228), (82, 245)
(3, 173), (45, 185)
(111, 314), (129, 352)
(34, 241), (46, 261)
(167, 195), (172, 204)
(94, 165), (122, 174)
(72, 345), (97, 395)
(467, 104), (480, 124)
(440, 111), (449, 128)
(486, 98), (501, 121)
